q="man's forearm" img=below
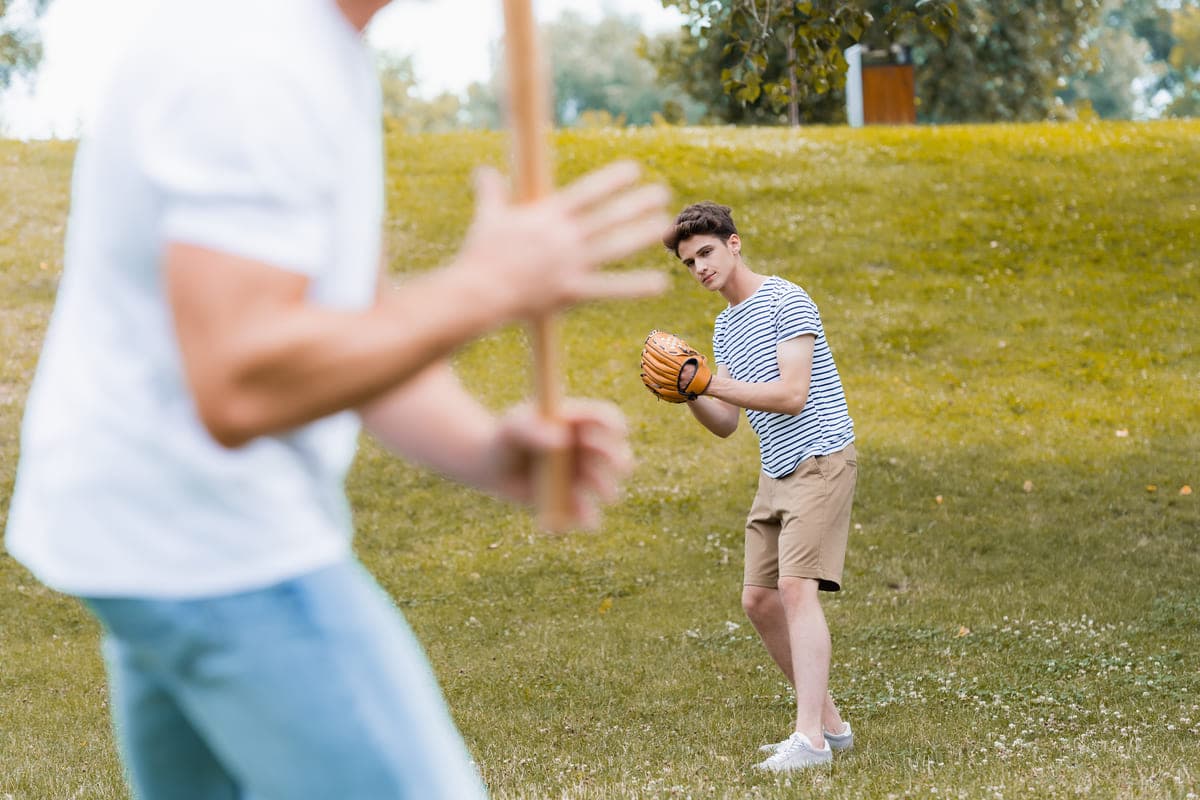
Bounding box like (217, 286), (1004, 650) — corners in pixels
(180, 262), (507, 447)
(360, 363), (503, 491)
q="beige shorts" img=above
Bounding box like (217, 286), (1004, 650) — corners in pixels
(744, 443), (857, 592)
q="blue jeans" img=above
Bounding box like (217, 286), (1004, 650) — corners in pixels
(85, 561), (488, 800)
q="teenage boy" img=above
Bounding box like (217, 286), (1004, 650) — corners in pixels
(661, 201), (857, 771)
(4, 1), (670, 797)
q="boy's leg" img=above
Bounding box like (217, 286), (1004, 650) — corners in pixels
(743, 472), (792, 676)
(88, 561), (488, 800)
(741, 585), (791, 679)
(743, 585), (846, 735)
(776, 444), (857, 741)
(777, 577), (831, 744)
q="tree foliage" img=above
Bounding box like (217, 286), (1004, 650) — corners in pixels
(377, 10), (697, 134)
(1166, 3), (1200, 115)
(541, 10), (697, 126)
(644, 20), (843, 123)
(1045, 0), (1200, 120)
(915, 0), (1105, 122)
(656, 0), (956, 124)
(0, 0), (50, 90)
(377, 52), (463, 133)
(1063, 15), (1152, 119)
(654, 1), (1177, 123)
(377, 51), (500, 133)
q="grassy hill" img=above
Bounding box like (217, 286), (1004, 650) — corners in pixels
(2, 121), (1198, 798)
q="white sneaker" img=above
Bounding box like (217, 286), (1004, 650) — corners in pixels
(753, 732), (832, 772)
(758, 721), (854, 754)
(758, 737), (787, 754)
(824, 721), (854, 752)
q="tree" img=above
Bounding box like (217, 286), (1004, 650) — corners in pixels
(460, 80), (502, 130)
(655, 1), (1130, 124)
(912, 1), (1106, 122)
(0, 0), (50, 90)
(1065, 21), (1153, 119)
(1166, 3), (1200, 115)
(644, 22), (843, 123)
(376, 51), (480, 134)
(1052, 0), (1200, 120)
(1115, 0), (1200, 118)
(541, 10), (694, 126)
(657, 0), (957, 125)
(1056, 0), (1161, 120)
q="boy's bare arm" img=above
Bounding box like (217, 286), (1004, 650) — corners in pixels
(688, 365), (740, 437)
(702, 335), (815, 416)
(167, 162), (669, 448)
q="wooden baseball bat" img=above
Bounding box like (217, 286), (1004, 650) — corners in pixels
(501, 0), (573, 532)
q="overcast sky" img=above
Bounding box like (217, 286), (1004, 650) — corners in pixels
(2, 0), (685, 139)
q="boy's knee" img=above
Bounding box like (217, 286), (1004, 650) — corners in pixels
(741, 585), (778, 620)
(777, 576), (820, 607)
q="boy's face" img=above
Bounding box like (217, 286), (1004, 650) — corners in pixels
(677, 233), (741, 293)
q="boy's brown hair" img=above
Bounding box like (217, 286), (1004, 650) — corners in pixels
(662, 201), (738, 257)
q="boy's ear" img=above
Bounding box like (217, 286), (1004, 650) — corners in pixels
(728, 234), (741, 255)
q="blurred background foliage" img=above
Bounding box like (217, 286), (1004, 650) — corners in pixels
(2, 0), (1200, 130)
(385, 0), (1200, 128)
(646, 0), (1200, 124)
(0, 0), (49, 91)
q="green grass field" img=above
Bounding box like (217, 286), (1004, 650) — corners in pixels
(2, 121), (1198, 799)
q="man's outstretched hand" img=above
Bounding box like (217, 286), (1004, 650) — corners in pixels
(454, 162), (671, 319)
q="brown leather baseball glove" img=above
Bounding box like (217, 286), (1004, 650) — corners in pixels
(640, 330), (713, 403)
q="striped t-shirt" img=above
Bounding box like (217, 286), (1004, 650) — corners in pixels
(712, 276), (854, 478)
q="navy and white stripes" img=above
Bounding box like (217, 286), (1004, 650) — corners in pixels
(713, 276), (854, 478)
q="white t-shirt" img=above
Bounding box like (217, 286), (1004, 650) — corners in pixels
(5, 0), (384, 597)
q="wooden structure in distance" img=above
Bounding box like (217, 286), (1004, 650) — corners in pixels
(862, 64), (916, 125)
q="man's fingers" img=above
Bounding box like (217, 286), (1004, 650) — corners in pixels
(584, 216), (678, 267)
(574, 457), (622, 505)
(472, 167), (509, 217)
(570, 409), (633, 466)
(578, 184), (672, 241)
(557, 160), (644, 212)
(559, 398), (628, 434)
(575, 422), (633, 476)
(500, 404), (569, 452)
(559, 400), (633, 472)
(567, 436), (628, 507)
(574, 270), (668, 303)
(564, 497), (601, 531)
(507, 400), (632, 530)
